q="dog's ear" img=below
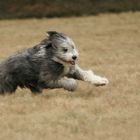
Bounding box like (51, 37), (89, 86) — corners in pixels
(45, 41), (58, 49)
(40, 38), (52, 49)
(46, 31), (58, 37)
(45, 41), (52, 49)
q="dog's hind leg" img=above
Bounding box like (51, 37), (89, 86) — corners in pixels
(28, 84), (42, 94)
(47, 78), (77, 91)
(68, 65), (109, 86)
(29, 86), (42, 94)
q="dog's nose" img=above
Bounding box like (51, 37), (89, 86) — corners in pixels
(72, 56), (77, 60)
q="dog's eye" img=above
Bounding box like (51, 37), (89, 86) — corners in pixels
(63, 48), (68, 53)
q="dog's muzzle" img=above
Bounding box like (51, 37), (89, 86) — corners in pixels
(57, 56), (76, 65)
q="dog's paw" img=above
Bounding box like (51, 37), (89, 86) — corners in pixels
(93, 76), (109, 86)
(64, 79), (77, 91)
(84, 70), (109, 86)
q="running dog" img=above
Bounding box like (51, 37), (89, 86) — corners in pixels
(0, 31), (109, 94)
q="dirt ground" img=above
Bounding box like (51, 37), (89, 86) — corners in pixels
(0, 12), (139, 140)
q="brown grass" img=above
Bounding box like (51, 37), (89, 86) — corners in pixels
(0, 12), (140, 140)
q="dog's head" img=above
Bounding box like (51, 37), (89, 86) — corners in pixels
(46, 31), (79, 65)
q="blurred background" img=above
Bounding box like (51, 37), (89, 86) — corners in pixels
(0, 0), (140, 19)
(0, 1), (140, 140)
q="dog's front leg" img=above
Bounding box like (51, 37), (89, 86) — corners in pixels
(47, 78), (77, 91)
(68, 65), (109, 86)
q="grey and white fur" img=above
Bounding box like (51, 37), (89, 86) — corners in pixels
(0, 31), (109, 94)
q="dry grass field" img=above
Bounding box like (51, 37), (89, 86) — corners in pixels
(0, 12), (140, 140)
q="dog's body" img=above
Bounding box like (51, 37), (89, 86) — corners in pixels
(0, 31), (108, 94)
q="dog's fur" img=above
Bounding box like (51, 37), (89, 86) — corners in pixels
(0, 31), (108, 94)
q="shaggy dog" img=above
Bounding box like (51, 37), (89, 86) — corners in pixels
(0, 31), (108, 94)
